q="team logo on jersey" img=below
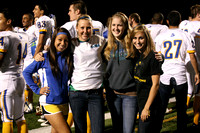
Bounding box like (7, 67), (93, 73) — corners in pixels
(170, 33), (175, 37)
(19, 35), (22, 40)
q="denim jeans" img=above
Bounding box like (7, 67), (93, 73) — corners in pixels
(138, 94), (162, 133)
(69, 89), (104, 133)
(159, 78), (188, 133)
(106, 89), (138, 133)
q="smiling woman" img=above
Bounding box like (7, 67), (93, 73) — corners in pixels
(130, 25), (163, 133)
(68, 14), (107, 133)
(132, 32), (146, 53)
(54, 32), (69, 52)
(102, 12), (137, 133)
(23, 27), (73, 133)
(76, 14), (92, 42)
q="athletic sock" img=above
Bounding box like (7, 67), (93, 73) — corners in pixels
(67, 112), (74, 127)
(186, 94), (192, 107)
(87, 112), (91, 133)
(193, 112), (199, 125)
(193, 95), (200, 125)
(3, 122), (13, 133)
(17, 120), (28, 133)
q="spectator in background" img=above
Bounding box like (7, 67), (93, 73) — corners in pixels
(128, 13), (141, 29)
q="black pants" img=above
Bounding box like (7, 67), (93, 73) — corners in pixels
(159, 78), (188, 133)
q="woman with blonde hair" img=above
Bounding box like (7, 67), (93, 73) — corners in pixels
(103, 12), (137, 133)
(69, 14), (106, 133)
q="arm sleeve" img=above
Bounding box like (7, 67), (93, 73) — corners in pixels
(36, 19), (48, 34)
(186, 33), (195, 54)
(150, 52), (163, 75)
(23, 60), (43, 95)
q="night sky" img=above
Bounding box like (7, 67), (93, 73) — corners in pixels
(2, 0), (200, 27)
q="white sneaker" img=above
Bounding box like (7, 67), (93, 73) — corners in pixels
(38, 118), (46, 123)
(41, 120), (50, 127)
(165, 108), (173, 114)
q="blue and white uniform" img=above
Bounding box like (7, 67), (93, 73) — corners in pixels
(0, 31), (29, 123)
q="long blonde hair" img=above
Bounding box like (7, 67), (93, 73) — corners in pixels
(130, 25), (155, 58)
(104, 12), (134, 60)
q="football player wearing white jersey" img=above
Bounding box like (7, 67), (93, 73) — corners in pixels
(184, 4), (200, 128)
(61, 0), (104, 38)
(32, 3), (53, 127)
(179, 16), (195, 108)
(33, 3), (52, 56)
(145, 12), (168, 41)
(0, 8), (28, 133)
(21, 13), (34, 32)
(155, 11), (199, 133)
(179, 16), (192, 32)
(18, 12), (36, 114)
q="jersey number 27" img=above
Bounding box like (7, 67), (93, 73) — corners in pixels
(163, 40), (182, 59)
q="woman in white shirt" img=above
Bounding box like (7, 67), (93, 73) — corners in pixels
(69, 14), (106, 133)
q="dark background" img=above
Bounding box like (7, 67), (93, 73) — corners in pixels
(2, 0), (200, 27)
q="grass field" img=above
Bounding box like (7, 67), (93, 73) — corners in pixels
(0, 93), (200, 133)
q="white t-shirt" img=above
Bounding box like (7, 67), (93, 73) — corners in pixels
(155, 29), (195, 85)
(71, 35), (106, 91)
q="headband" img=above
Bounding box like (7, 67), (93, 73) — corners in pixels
(56, 32), (68, 36)
(77, 16), (92, 21)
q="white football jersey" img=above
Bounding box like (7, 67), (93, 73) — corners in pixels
(179, 20), (194, 64)
(184, 21), (200, 69)
(155, 29), (195, 85)
(61, 20), (104, 38)
(0, 31), (30, 75)
(35, 15), (52, 47)
(24, 25), (37, 68)
(61, 20), (77, 38)
(179, 20), (190, 32)
(145, 24), (168, 41)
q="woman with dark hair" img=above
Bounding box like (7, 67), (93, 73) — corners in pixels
(23, 27), (73, 133)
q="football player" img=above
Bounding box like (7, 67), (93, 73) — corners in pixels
(0, 8), (29, 133)
(145, 12), (168, 41)
(155, 11), (199, 133)
(184, 4), (200, 128)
